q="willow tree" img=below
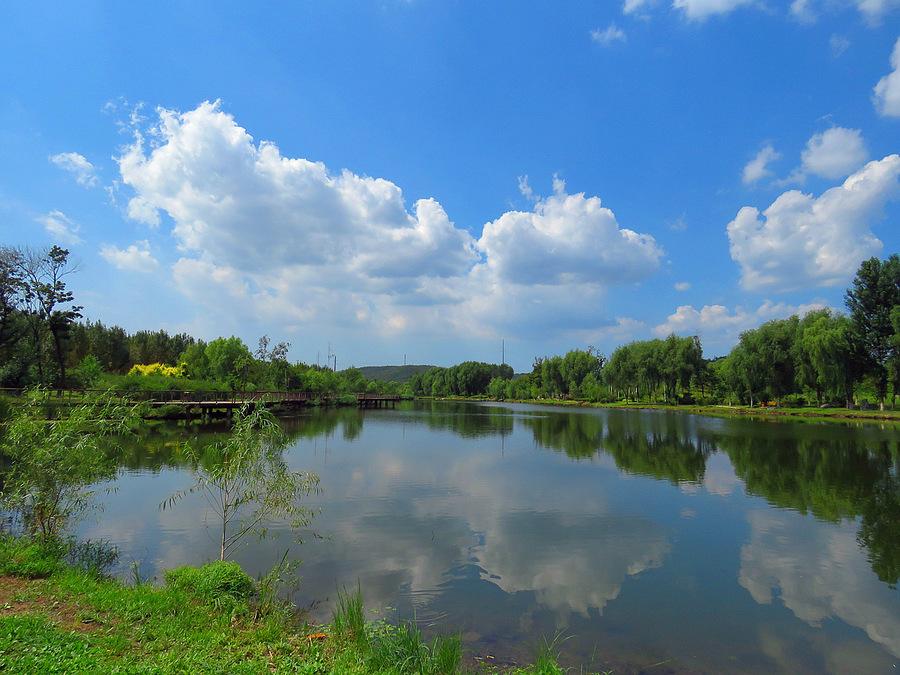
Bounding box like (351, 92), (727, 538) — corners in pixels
(0, 389), (141, 538)
(163, 405), (319, 561)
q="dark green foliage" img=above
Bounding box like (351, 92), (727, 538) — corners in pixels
(66, 539), (119, 577)
(411, 361), (514, 397)
(0, 535), (65, 578)
(0, 246), (82, 388)
(846, 255), (900, 407)
(165, 561), (256, 606)
(604, 336), (702, 403)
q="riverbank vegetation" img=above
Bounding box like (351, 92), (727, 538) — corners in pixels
(0, 535), (576, 673)
(4, 245), (899, 411)
(419, 256), (900, 412)
(0, 246), (405, 400)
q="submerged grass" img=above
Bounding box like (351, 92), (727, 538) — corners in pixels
(0, 536), (585, 673)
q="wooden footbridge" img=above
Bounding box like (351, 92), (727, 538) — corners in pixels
(0, 388), (402, 417)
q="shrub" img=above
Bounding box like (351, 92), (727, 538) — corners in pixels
(128, 363), (185, 378)
(0, 390), (140, 538)
(780, 393), (808, 408)
(66, 539), (119, 577)
(0, 536), (65, 579)
(165, 561), (255, 607)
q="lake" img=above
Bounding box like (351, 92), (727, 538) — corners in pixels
(77, 401), (899, 674)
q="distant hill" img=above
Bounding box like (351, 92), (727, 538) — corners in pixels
(356, 364), (436, 383)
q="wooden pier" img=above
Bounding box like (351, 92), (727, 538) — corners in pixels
(356, 393), (401, 408)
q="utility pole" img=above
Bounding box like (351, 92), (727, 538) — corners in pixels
(403, 353), (407, 366)
(502, 338), (505, 365)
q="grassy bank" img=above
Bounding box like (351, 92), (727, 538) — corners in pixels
(423, 396), (900, 424)
(0, 536), (571, 674)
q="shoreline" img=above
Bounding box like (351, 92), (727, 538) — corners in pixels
(419, 396), (900, 424)
(0, 536), (571, 674)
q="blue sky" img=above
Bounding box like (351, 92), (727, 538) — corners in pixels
(1, 1), (899, 371)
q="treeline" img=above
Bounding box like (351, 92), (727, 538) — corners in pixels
(476, 256), (900, 409)
(714, 256), (900, 408)
(0, 245), (397, 396)
(408, 361), (514, 397)
(4, 243), (898, 408)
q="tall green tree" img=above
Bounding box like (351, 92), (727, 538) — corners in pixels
(205, 336), (254, 389)
(19, 246), (82, 388)
(793, 310), (862, 406)
(845, 255), (900, 409)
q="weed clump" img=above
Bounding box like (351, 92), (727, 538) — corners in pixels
(332, 586), (462, 675)
(0, 535), (65, 578)
(164, 560), (255, 607)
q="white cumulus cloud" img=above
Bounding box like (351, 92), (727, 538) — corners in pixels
(799, 127), (868, 180)
(116, 101), (662, 339)
(743, 144), (781, 185)
(874, 37), (900, 118)
(740, 510), (900, 660)
(477, 185), (662, 286)
(99, 240), (159, 273)
(654, 299), (825, 339)
(727, 154), (899, 292)
(36, 210), (82, 245)
(49, 152), (98, 187)
(127, 196), (161, 227)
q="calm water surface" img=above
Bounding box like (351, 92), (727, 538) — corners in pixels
(78, 401), (899, 674)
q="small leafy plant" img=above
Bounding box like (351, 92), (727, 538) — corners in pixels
(162, 404), (319, 561)
(0, 389), (141, 538)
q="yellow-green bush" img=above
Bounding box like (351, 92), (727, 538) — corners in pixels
(127, 363), (185, 378)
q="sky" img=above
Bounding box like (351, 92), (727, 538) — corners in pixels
(1, 1), (899, 371)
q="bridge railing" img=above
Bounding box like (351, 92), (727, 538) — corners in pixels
(0, 388), (406, 405)
(0, 388), (322, 404)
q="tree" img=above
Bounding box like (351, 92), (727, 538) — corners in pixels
(205, 337), (253, 388)
(846, 255), (900, 409)
(793, 310), (861, 406)
(162, 405), (319, 561)
(256, 335), (292, 389)
(728, 318), (798, 405)
(18, 246), (82, 388)
(179, 341), (210, 379)
(0, 390), (140, 538)
(0, 247), (23, 355)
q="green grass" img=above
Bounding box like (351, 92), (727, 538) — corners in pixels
(0, 536), (585, 673)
